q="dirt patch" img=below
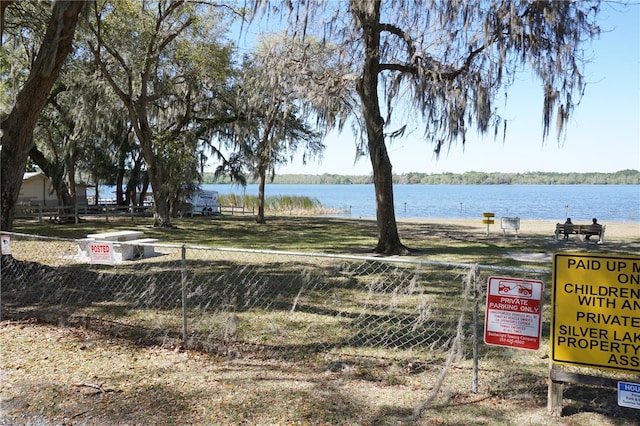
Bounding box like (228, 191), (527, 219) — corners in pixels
(2, 319), (639, 425)
(506, 252), (553, 262)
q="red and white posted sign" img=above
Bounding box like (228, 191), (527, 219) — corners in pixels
(484, 276), (545, 350)
(1, 235), (11, 255)
(89, 242), (114, 265)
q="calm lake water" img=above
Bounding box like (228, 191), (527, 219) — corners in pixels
(202, 184), (640, 223)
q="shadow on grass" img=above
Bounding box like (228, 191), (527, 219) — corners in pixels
(562, 384), (640, 421)
(1, 254), (465, 359)
(11, 216), (639, 273)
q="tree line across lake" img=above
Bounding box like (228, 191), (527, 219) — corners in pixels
(205, 169), (639, 186)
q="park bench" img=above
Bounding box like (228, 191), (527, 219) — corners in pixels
(554, 223), (605, 244)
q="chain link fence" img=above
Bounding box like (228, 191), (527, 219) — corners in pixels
(1, 231), (551, 416)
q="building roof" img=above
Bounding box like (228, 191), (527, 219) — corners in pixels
(23, 172), (46, 181)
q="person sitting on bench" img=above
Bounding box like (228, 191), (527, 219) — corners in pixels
(585, 218), (601, 240)
(563, 218), (573, 240)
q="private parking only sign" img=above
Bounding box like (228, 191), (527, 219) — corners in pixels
(484, 276), (544, 350)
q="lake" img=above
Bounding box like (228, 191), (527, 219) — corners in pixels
(202, 184), (640, 223)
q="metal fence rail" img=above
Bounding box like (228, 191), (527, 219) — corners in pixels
(0, 231), (551, 414)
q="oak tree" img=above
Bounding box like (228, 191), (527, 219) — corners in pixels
(256, 0), (601, 254)
(1, 0), (86, 231)
(226, 36), (345, 223)
(86, 0), (233, 226)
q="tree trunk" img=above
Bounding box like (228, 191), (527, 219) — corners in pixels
(369, 141), (408, 254)
(129, 100), (173, 227)
(0, 0), (85, 231)
(93, 183), (100, 205)
(139, 173), (150, 206)
(149, 174), (172, 227)
(124, 156), (143, 206)
(116, 171), (125, 205)
(66, 149), (78, 205)
(169, 193), (181, 218)
(256, 168), (267, 224)
(357, 2), (409, 255)
(52, 175), (73, 209)
(138, 138), (172, 227)
(116, 135), (129, 205)
(142, 148), (172, 227)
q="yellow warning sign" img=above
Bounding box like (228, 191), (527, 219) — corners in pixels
(551, 253), (640, 373)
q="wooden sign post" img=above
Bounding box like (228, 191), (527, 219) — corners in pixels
(482, 212), (495, 235)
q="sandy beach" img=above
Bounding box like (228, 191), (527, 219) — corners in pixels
(398, 218), (640, 241)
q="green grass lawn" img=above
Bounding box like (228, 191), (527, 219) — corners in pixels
(11, 214), (639, 268)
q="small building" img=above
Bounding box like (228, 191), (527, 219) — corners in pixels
(19, 172), (88, 206)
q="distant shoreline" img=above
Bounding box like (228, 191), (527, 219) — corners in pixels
(204, 170), (640, 186)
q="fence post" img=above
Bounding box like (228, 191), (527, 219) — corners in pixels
(472, 264), (480, 394)
(547, 363), (564, 416)
(181, 245), (188, 345)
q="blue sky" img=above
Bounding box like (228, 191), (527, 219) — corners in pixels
(275, 4), (640, 175)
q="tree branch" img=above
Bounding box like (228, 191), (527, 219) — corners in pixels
(379, 22), (416, 61)
(86, 4), (134, 102)
(378, 19), (489, 82)
(440, 44), (487, 80)
(379, 62), (417, 74)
